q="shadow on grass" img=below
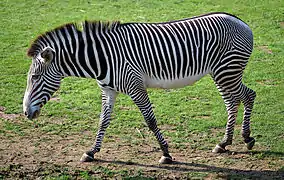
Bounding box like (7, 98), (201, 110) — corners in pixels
(231, 150), (284, 158)
(94, 150), (284, 179)
(1, 151), (283, 179)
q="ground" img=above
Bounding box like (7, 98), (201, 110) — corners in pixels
(1, 0), (284, 179)
(1, 110), (283, 179)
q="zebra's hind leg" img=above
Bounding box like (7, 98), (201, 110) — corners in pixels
(130, 89), (172, 164)
(80, 89), (117, 162)
(211, 66), (244, 153)
(240, 84), (256, 150)
(212, 90), (240, 153)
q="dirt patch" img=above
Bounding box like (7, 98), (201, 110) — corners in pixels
(0, 121), (283, 179)
(258, 46), (273, 54)
(280, 21), (284, 29)
(0, 106), (21, 120)
(256, 79), (279, 86)
(50, 96), (60, 102)
(194, 115), (211, 119)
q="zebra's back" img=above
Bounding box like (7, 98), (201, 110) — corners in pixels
(119, 12), (253, 88)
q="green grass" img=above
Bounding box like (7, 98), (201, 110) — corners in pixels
(1, 0), (284, 179)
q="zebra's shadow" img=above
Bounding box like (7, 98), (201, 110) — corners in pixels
(94, 150), (284, 179)
(229, 150), (284, 157)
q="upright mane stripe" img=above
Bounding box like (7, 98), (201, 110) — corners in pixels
(27, 21), (121, 57)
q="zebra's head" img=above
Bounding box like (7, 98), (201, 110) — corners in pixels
(23, 46), (62, 120)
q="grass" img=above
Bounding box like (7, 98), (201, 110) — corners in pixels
(1, 0), (284, 179)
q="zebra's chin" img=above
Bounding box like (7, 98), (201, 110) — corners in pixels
(26, 106), (41, 120)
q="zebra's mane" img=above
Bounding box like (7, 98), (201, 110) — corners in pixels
(27, 21), (121, 57)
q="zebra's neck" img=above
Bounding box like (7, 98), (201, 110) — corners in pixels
(57, 22), (121, 80)
(29, 21), (123, 81)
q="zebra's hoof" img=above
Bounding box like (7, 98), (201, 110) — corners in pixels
(80, 153), (94, 162)
(159, 155), (173, 164)
(212, 145), (227, 153)
(246, 137), (255, 150)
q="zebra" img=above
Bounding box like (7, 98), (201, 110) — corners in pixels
(23, 12), (256, 164)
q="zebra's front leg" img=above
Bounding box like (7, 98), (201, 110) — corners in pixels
(80, 89), (117, 162)
(130, 90), (172, 164)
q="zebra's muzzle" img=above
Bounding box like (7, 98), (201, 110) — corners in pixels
(25, 105), (41, 120)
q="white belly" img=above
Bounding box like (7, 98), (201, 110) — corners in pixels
(144, 72), (209, 89)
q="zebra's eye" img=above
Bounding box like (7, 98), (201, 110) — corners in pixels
(31, 74), (40, 81)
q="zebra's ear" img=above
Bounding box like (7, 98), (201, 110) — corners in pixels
(40, 46), (55, 64)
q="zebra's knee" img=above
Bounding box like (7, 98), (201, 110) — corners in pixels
(244, 87), (256, 104)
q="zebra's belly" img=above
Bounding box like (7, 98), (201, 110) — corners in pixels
(144, 72), (209, 89)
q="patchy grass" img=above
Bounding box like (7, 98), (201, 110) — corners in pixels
(1, 0), (284, 179)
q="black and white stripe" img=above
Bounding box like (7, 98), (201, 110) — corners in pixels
(24, 12), (256, 162)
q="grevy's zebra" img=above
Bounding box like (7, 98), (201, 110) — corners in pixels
(23, 12), (256, 164)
